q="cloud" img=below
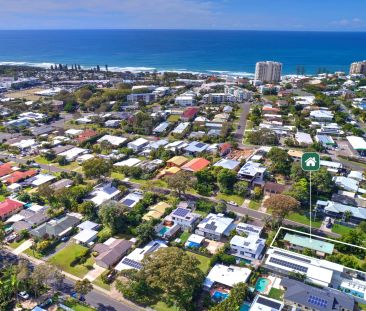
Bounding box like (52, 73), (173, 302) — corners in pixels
(331, 17), (363, 28)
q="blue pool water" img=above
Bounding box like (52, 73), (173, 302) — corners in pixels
(158, 226), (169, 235)
(255, 278), (270, 293)
(212, 291), (229, 301)
(240, 302), (251, 311)
(187, 241), (200, 248)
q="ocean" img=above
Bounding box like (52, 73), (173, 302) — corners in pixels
(0, 29), (365, 75)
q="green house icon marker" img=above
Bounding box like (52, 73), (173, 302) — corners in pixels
(301, 152), (320, 171)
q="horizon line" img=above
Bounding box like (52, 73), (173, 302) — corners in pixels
(0, 28), (366, 33)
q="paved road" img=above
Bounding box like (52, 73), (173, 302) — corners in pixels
(123, 180), (341, 239)
(234, 101), (251, 143)
(1, 249), (139, 311)
(0, 153), (73, 173)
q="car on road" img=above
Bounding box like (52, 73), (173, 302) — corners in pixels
(60, 236), (69, 242)
(18, 291), (30, 300)
(227, 201), (238, 206)
(238, 125), (241, 129)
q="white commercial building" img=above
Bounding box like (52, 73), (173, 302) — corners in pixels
(255, 61), (282, 83)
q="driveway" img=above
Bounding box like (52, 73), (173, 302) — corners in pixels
(85, 263), (106, 282)
(13, 239), (32, 255)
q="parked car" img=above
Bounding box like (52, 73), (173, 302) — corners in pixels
(18, 291), (30, 300)
(227, 201), (238, 206)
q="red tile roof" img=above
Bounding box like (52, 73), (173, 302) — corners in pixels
(182, 107), (199, 119)
(182, 158), (210, 172)
(0, 163), (14, 177)
(0, 198), (24, 218)
(75, 129), (98, 143)
(5, 170), (37, 184)
(219, 143), (232, 153)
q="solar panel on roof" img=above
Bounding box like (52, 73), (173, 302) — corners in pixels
(308, 295), (328, 308)
(195, 142), (205, 148)
(122, 258), (142, 269)
(269, 257), (308, 273)
(257, 297), (282, 310)
(273, 250), (312, 263)
(122, 199), (135, 207)
(173, 208), (190, 218)
(205, 223), (217, 231)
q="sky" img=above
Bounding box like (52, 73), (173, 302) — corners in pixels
(0, 0), (366, 31)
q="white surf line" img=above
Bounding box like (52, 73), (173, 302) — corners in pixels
(270, 226), (366, 251)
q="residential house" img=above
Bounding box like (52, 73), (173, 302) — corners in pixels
(59, 147), (89, 161)
(182, 158), (210, 172)
(213, 158), (241, 170)
(0, 198), (24, 220)
(195, 213), (235, 241)
(94, 238), (134, 269)
(295, 132), (313, 145)
(316, 200), (366, 224)
(86, 183), (121, 207)
(153, 121), (171, 135)
(281, 278), (355, 311)
(5, 170), (37, 184)
(184, 141), (209, 156)
(249, 295), (283, 311)
(75, 129), (98, 144)
(30, 213), (81, 239)
(143, 202), (171, 221)
(166, 156), (189, 168)
(97, 135), (127, 147)
(203, 264), (251, 291)
(237, 161), (266, 184)
(172, 122), (190, 136)
(127, 137), (149, 152)
(115, 240), (167, 271)
(120, 191), (143, 209)
(181, 107), (199, 122)
(165, 207), (200, 231)
(310, 110), (334, 122)
(230, 234), (266, 262)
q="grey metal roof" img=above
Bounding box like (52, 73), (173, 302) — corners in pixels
(281, 278), (355, 311)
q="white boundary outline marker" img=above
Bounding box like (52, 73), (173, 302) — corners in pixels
(309, 171), (312, 241)
(270, 226), (366, 251)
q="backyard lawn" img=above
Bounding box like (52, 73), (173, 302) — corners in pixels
(34, 155), (52, 165)
(286, 212), (322, 228)
(268, 288), (284, 300)
(111, 171), (125, 180)
(186, 251), (211, 274)
(23, 247), (44, 259)
(167, 115), (180, 122)
(332, 224), (355, 235)
(61, 299), (96, 311)
(178, 231), (190, 244)
(216, 192), (244, 205)
(49, 243), (94, 278)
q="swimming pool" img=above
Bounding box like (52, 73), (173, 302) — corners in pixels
(255, 277), (270, 293)
(212, 291), (229, 301)
(159, 226), (170, 235)
(240, 302), (251, 311)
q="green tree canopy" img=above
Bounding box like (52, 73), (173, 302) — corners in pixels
(82, 157), (112, 179)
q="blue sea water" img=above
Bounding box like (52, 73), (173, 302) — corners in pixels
(0, 29), (365, 75)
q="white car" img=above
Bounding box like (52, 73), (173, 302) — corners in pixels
(227, 201), (238, 206)
(18, 291), (30, 300)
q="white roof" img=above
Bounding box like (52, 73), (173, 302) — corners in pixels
(59, 147), (88, 160)
(348, 171), (364, 181)
(310, 110), (334, 119)
(11, 139), (36, 149)
(197, 213), (234, 235)
(265, 248), (334, 286)
(73, 229), (98, 243)
(295, 132), (313, 145)
(65, 129), (83, 136)
(172, 122), (190, 134)
(76, 154), (94, 162)
(77, 220), (99, 231)
(214, 158), (240, 170)
(230, 235), (265, 252)
(89, 183), (121, 206)
(5, 214), (25, 223)
(186, 234), (205, 244)
(114, 158), (141, 167)
(97, 135), (127, 146)
(203, 264), (251, 289)
(31, 174), (56, 186)
(347, 136), (366, 150)
(128, 137), (149, 147)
